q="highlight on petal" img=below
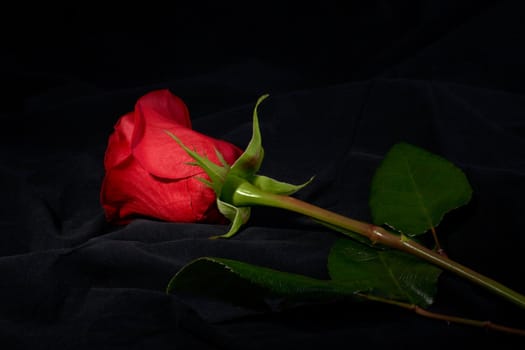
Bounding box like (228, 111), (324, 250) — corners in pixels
(128, 89), (241, 181)
(133, 126), (242, 180)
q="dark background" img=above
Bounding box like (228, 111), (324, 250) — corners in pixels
(2, 1), (525, 349)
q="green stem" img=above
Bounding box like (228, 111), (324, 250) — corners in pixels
(230, 181), (525, 309)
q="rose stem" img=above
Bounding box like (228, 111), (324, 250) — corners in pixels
(230, 181), (525, 309)
(355, 293), (525, 336)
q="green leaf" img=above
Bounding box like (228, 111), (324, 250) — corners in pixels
(369, 142), (472, 236)
(252, 175), (314, 195)
(230, 94), (268, 177)
(166, 257), (369, 310)
(166, 240), (441, 310)
(328, 238), (441, 308)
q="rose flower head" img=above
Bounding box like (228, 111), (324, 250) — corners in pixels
(100, 89), (243, 224)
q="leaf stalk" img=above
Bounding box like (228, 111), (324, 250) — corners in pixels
(356, 293), (525, 336)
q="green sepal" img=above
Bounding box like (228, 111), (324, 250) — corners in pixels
(210, 199), (251, 239)
(230, 94), (268, 177)
(252, 175), (315, 195)
(215, 148), (230, 168)
(165, 130), (227, 195)
(166, 94), (313, 239)
(195, 177), (214, 189)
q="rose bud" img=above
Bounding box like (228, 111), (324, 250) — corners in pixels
(100, 89), (243, 224)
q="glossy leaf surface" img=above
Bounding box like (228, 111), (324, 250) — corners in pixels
(369, 142), (472, 236)
(167, 257), (369, 310)
(328, 238), (441, 307)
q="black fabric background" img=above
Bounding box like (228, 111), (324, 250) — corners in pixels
(2, 1), (525, 349)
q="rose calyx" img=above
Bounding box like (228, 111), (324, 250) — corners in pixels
(166, 94), (312, 238)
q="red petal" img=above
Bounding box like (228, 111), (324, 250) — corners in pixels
(133, 125), (242, 180)
(104, 112), (135, 169)
(101, 88), (243, 224)
(135, 89), (191, 129)
(100, 157), (219, 223)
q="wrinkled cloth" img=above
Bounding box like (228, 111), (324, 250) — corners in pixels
(2, 2), (525, 349)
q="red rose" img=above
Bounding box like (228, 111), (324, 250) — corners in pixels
(100, 89), (243, 224)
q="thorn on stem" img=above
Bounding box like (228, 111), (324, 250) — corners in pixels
(437, 248), (448, 258)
